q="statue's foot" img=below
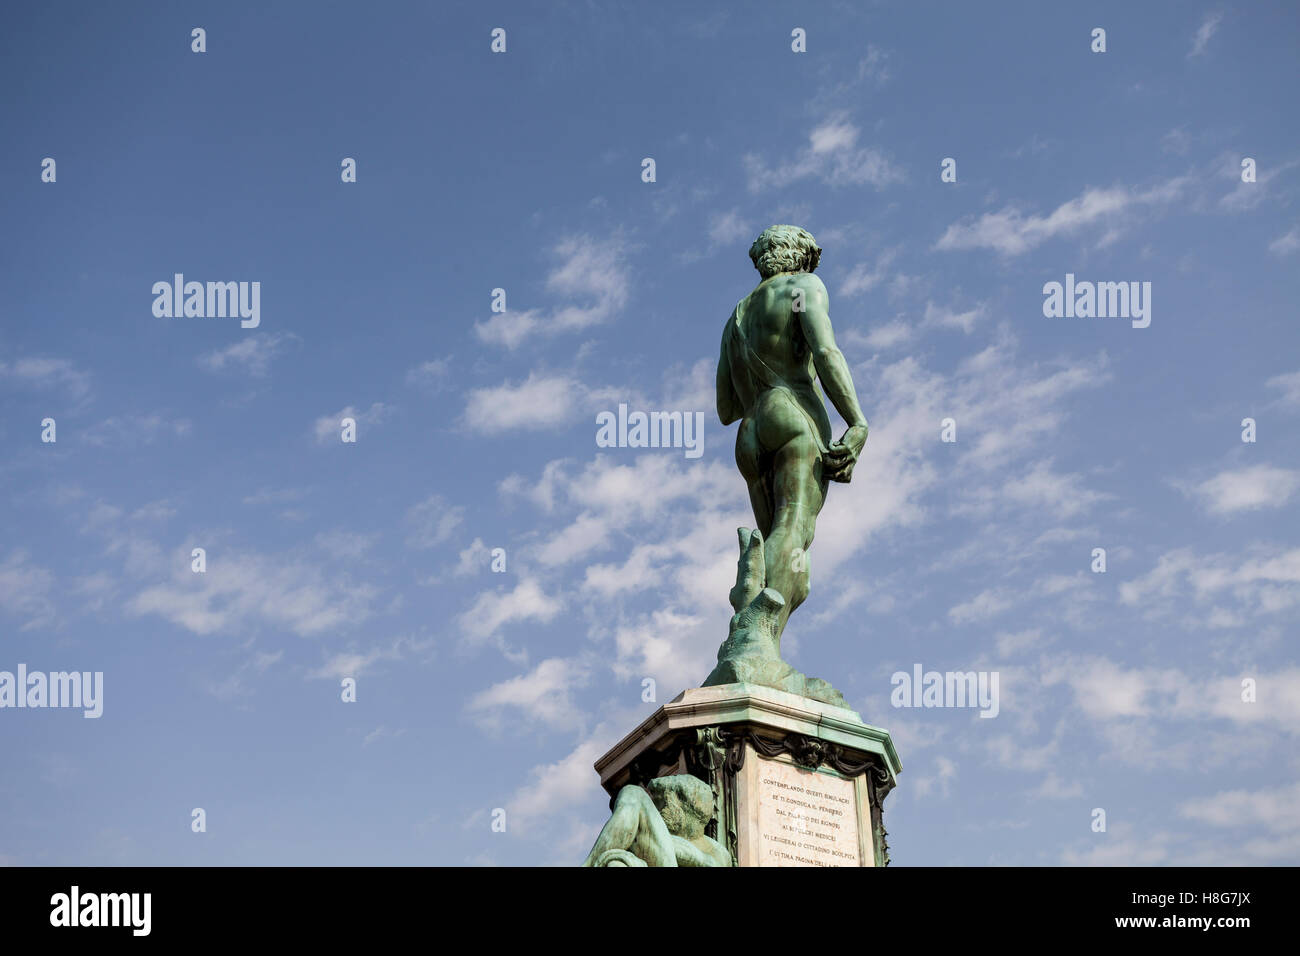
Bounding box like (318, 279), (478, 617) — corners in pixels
(703, 655), (797, 691)
(702, 657), (850, 710)
(802, 676), (850, 710)
(707, 526), (852, 709)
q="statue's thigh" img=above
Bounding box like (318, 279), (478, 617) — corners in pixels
(734, 417), (762, 483)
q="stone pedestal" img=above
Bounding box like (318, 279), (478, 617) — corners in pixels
(593, 683), (901, 867)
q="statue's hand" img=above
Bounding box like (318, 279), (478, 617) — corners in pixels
(824, 423), (867, 483)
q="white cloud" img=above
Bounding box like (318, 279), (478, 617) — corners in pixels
(1219, 157), (1300, 213)
(995, 628), (1044, 656)
(1188, 464), (1300, 515)
(467, 657), (592, 731)
(852, 45), (891, 86)
(205, 649), (283, 701)
(531, 456), (737, 567)
(611, 608), (715, 694)
(458, 578), (563, 647)
(1180, 780), (1300, 832)
(947, 571), (1097, 627)
(1266, 369), (1300, 408)
(503, 735), (608, 834)
(1041, 655), (1300, 731)
(922, 300), (985, 334)
(935, 179), (1189, 256)
(659, 359), (714, 413)
(198, 332), (293, 377)
(850, 319), (912, 350)
(1031, 774), (1083, 799)
(951, 344), (1110, 473)
(949, 588), (1015, 625)
(128, 546), (381, 637)
(1119, 545), (1300, 621)
(1060, 823), (1178, 866)
(744, 117), (904, 192)
(313, 530), (379, 560)
(0, 550), (56, 630)
(463, 374), (581, 432)
(474, 235), (629, 348)
(130, 500), (176, 522)
(1269, 227), (1300, 257)
(86, 413), (191, 447)
(838, 249), (898, 298)
(0, 356), (91, 400)
(707, 210), (752, 247)
(307, 636), (430, 680)
(500, 459), (570, 512)
(453, 538), (493, 577)
(406, 357), (452, 388)
(1188, 11), (1223, 58)
(912, 755), (957, 799)
(405, 494), (464, 550)
(997, 459), (1109, 518)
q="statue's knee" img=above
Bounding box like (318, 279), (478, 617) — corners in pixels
(616, 784), (653, 812)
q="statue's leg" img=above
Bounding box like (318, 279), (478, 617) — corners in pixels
(742, 388), (828, 641)
(581, 785), (678, 867)
(762, 433), (826, 640)
(735, 418), (773, 537)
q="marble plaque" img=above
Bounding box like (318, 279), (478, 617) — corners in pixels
(752, 757), (863, 867)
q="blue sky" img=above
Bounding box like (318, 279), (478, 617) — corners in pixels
(2, 1), (1298, 866)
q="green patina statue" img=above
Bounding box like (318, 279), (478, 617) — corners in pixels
(704, 225), (869, 708)
(581, 775), (732, 867)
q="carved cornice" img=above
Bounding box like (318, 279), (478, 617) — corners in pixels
(593, 685), (902, 789)
(719, 725), (889, 784)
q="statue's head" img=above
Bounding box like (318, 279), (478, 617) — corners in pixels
(645, 774), (715, 839)
(749, 224), (821, 279)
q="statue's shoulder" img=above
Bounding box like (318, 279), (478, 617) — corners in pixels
(789, 271), (828, 295)
(724, 296), (746, 335)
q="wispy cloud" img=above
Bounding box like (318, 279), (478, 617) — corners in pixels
(307, 635), (431, 680)
(405, 357), (453, 389)
(463, 374), (581, 432)
(405, 494), (464, 550)
(474, 235), (629, 348)
(1186, 464), (1300, 515)
(467, 656), (592, 731)
(0, 550), (57, 630)
(128, 545), (382, 638)
(1269, 227), (1299, 257)
(1266, 370), (1300, 409)
(1119, 545), (1300, 622)
(744, 116), (904, 192)
(86, 413), (191, 447)
(936, 178), (1189, 256)
(458, 578), (564, 651)
(198, 332), (295, 377)
(1188, 11), (1223, 58)
(0, 356), (91, 401)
